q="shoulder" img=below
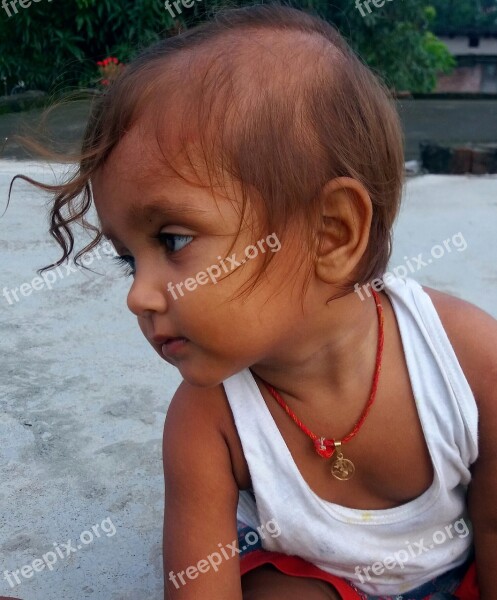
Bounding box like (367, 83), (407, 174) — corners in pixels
(163, 379), (232, 452)
(421, 286), (497, 395)
(163, 380), (231, 464)
(162, 378), (240, 498)
(421, 285), (497, 422)
(163, 379), (248, 488)
(422, 285), (497, 346)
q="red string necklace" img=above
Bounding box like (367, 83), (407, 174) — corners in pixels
(256, 290), (384, 481)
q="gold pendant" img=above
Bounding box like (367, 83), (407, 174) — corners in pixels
(331, 442), (355, 481)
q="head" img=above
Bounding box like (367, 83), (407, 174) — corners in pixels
(11, 4), (404, 386)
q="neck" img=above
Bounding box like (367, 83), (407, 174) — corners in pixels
(250, 289), (387, 413)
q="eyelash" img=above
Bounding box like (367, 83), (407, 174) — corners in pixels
(112, 255), (135, 278)
(112, 233), (193, 278)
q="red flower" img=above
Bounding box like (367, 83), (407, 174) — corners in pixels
(97, 56), (124, 88)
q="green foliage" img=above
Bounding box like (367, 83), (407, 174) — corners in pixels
(0, 0), (176, 93)
(293, 0), (456, 92)
(430, 0), (497, 33)
(0, 0), (455, 96)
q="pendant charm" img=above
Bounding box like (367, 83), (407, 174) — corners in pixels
(331, 442), (355, 480)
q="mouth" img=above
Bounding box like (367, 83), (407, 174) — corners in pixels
(160, 337), (189, 357)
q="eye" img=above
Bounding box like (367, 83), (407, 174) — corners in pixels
(157, 232), (193, 254)
(112, 255), (135, 278)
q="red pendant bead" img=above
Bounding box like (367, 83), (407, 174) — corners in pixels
(313, 437), (336, 459)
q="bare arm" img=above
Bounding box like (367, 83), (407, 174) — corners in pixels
(162, 380), (243, 600)
(424, 287), (497, 600)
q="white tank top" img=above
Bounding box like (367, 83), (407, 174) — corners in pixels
(223, 276), (478, 596)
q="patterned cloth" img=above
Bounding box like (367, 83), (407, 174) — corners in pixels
(345, 552), (474, 599)
(237, 522), (476, 600)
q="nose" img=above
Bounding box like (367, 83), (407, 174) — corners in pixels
(126, 270), (169, 316)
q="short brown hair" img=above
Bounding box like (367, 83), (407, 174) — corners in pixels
(10, 3), (404, 301)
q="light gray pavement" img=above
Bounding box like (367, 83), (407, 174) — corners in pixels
(391, 173), (497, 316)
(1, 161), (496, 600)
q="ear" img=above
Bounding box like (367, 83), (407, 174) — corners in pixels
(315, 177), (372, 285)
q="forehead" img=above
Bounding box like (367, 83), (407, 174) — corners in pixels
(91, 122), (242, 241)
(94, 120), (181, 188)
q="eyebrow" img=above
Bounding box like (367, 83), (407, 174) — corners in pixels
(99, 198), (210, 241)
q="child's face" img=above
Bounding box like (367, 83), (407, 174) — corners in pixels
(92, 124), (321, 387)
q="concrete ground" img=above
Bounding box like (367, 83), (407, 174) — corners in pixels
(1, 161), (496, 599)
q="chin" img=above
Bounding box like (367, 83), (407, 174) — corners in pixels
(180, 370), (223, 388)
(177, 363), (242, 389)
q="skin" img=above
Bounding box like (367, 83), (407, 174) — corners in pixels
(92, 120), (497, 599)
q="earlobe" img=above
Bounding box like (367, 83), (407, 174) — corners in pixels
(314, 177), (372, 285)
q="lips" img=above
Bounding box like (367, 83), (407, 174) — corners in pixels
(151, 334), (185, 345)
(164, 336), (187, 344)
(160, 337), (188, 357)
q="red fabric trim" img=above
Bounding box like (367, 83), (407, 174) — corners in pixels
(240, 549), (361, 599)
(240, 550), (480, 600)
(454, 562), (480, 600)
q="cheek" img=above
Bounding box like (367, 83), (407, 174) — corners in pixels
(165, 271), (238, 311)
(137, 317), (149, 338)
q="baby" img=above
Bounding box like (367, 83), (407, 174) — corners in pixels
(20, 4), (496, 600)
